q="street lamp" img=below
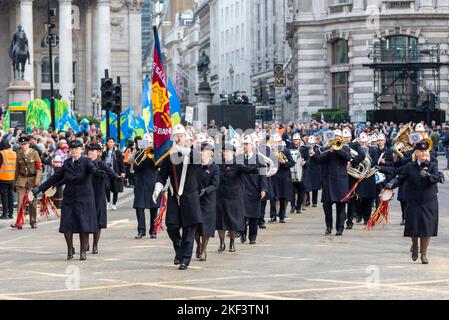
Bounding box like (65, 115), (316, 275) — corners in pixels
(95, 96), (100, 118)
(91, 96), (96, 116)
(47, 0), (56, 131)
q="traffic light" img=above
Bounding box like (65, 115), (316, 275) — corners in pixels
(101, 77), (114, 111)
(112, 81), (122, 114)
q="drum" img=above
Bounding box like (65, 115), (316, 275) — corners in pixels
(28, 190), (35, 202)
(380, 188), (394, 202)
(289, 149), (302, 182)
(45, 187), (57, 197)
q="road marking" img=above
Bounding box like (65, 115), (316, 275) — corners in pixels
(29, 271), (69, 278)
(107, 219), (130, 228)
(0, 247), (53, 254)
(0, 234), (35, 244)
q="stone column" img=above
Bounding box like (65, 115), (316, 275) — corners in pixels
(352, 0), (365, 13)
(58, 0), (73, 101)
(128, 0), (143, 112)
(366, 0), (379, 13)
(96, 0), (111, 88)
(20, 0), (34, 96)
(420, 0), (434, 12)
(437, 0), (449, 12)
(85, 1), (93, 114)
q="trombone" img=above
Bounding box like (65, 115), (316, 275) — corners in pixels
(319, 138), (344, 154)
(134, 146), (155, 167)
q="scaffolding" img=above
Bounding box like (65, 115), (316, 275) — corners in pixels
(363, 42), (449, 111)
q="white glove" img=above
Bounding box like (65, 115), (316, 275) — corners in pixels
(152, 182), (164, 204)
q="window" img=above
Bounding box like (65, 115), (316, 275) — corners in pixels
(265, 26), (268, 48)
(257, 30), (261, 50)
(332, 72), (349, 110)
(257, 4), (260, 24)
(54, 56), (59, 83)
(236, 26), (240, 42)
(236, 1), (239, 18)
(265, 0), (268, 20)
(380, 36), (418, 109)
(41, 57), (51, 83)
(332, 39), (348, 65)
(273, 23), (276, 45)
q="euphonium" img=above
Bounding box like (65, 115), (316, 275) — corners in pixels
(393, 122), (414, 158)
(347, 148), (373, 179)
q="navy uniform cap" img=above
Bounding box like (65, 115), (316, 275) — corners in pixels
(87, 143), (102, 151)
(69, 140), (83, 149)
(414, 141), (430, 151)
(18, 136), (30, 143)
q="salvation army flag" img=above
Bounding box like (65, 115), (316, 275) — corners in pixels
(152, 26), (172, 165)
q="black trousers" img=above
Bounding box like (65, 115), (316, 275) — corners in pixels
(0, 183), (13, 217)
(323, 202), (346, 232)
(244, 217), (259, 242)
(346, 198), (358, 225)
(135, 208), (158, 235)
(292, 182), (304, 211)
(260, 199), (276, 225)
(278, 198), (287, 221)
(105, 187), (118, 205)
(167, 224), (197, 266)
(125, 164), (135, 187)
(400, 201), (407, 221)
(359, 198), (374, 223)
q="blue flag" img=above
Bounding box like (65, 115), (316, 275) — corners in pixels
(142, 76), (153, 133)
(168, 79), (182, 127)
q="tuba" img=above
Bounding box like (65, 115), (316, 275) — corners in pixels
(393, 123), (414, 158)
(347, 148), (374, 179)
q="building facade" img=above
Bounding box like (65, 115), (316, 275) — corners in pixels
(0, 0), (143, 115)
(287, 0), (449, 122)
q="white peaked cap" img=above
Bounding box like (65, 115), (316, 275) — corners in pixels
(197, 133), (207, 143)
(231, 138), (241, 147)
(359, 132), (369, 142)
(293, 133), (301, 140)
(143, 133), (153, 142)
(308, 136), (316, 144)
(251, 133), (260, 143)
(334, 129), (342, 137)
(415, 123), (425, 132)
(272, 134), (282, 142)
(342, 129), (352, 138)
(242, 135), (253, 144)
(371, 134), (378, 142)
(206, 138), (215, 145)
(377, 133), (386, 141)
(173, 124), (186, 135)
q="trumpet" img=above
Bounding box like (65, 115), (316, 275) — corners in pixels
(319, 138), (344, 154)
(134, 146), (155, 167)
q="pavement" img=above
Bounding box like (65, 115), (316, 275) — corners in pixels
(0, 159), (449, 300)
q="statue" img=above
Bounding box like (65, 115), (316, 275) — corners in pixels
(197, 51), (210, 83)
(9, 25), (31, 81)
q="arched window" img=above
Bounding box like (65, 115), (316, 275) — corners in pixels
(380, 36), (418, 109)
(332, 39), (348, 65)
(331, 39), (349, 110)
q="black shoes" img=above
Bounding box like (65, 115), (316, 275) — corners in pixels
(229, 242), (236, 252)
(10, 224), (22, 230)
(346, 223), (353, 230)
(135, 233), (145, 239)
(80, 252), (87, 261)
(240, 234), (247, 244)
(400, 220), (406, 226)
(325, 228), (332, 235)
(279, 220), (285, 224)
(174, 257), (180, 265)
(421, 255), (429, 265)
(150, 233), (157, 239)
(0, 215), (8, 220)
(259, 224), (266, 229)
(31, 224), (37, 229)
(290, 208), (295, 214)
(296, 210), (301, 214)
(92, 247), (98, 255)
(411, 245), (419, 262)
(199, 253), (207, 262)
(356, 217), (362, 223)
(67, 247), (75, 260)
(179, 264), (188, 270)
(218, 243), (226, 252)
(249, 240), (256, 245)
(8, 215), (13, 219)
(336, 231), (343, 236)
(269, 217), (277, 223)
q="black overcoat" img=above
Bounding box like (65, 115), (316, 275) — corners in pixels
(196, 163), (220, 237)
(38, 157), (98, 234)
(242, 154), (268, 219)
(272, 149), (295, 201)
(302, 145), (322, 192)
(101, 148), (125, 193)
(133, 157), (161, 209)
(317, 146), (351, 203)
(356, 147), (379, 199)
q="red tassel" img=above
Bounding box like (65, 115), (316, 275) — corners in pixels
(11, 192), (29, 229)
(365, 199), (390, 230)
(154, 193), (167, 234)
(341, 175), (365, 203)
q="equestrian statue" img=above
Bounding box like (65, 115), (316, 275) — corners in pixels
(9, 25), (31, 81)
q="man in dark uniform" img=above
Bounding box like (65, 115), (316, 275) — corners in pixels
(271, 134), (295, 223)
(257, 133), (276, 229)
(342, 128), (366, 229)
(240, 135), (267, 245)
(356, 133), (379, 225)
(11, 136), (42, 229)
(317, 130), (351, 236)
(152, 124), (202, 270)
(374, 133), (394, 208)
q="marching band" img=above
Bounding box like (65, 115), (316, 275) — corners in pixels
(4, 121), (445, 267)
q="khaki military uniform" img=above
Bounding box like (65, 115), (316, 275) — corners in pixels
(14, 149), (42, 226)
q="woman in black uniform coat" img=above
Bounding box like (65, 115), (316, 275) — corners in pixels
(132, 140), (161, 239)
(87, 143), (120, 254)
(386, 141), (444, 264)
(216, 142), (258, 252)
(302, 136), (322, 208)
(32, 140), (103, 261)
(194, 143), (220, 261)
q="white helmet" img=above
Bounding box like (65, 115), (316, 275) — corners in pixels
(173, 124), (186, 135)
(359, 133), (369, 143)
(377, 133), (386, 141)
(334, 129), (342, 138)
(206, 137), (215, 146)
(242, 135), (253, 145)
(415, 123), (425, 132)
(197, 133), (207, 143)
(342, 128), (352, 138)
(292, 133), (301, 141)
(370, 134), (378, 142)
(308, 136), (316, 145)
(251, 133), (260, 143)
